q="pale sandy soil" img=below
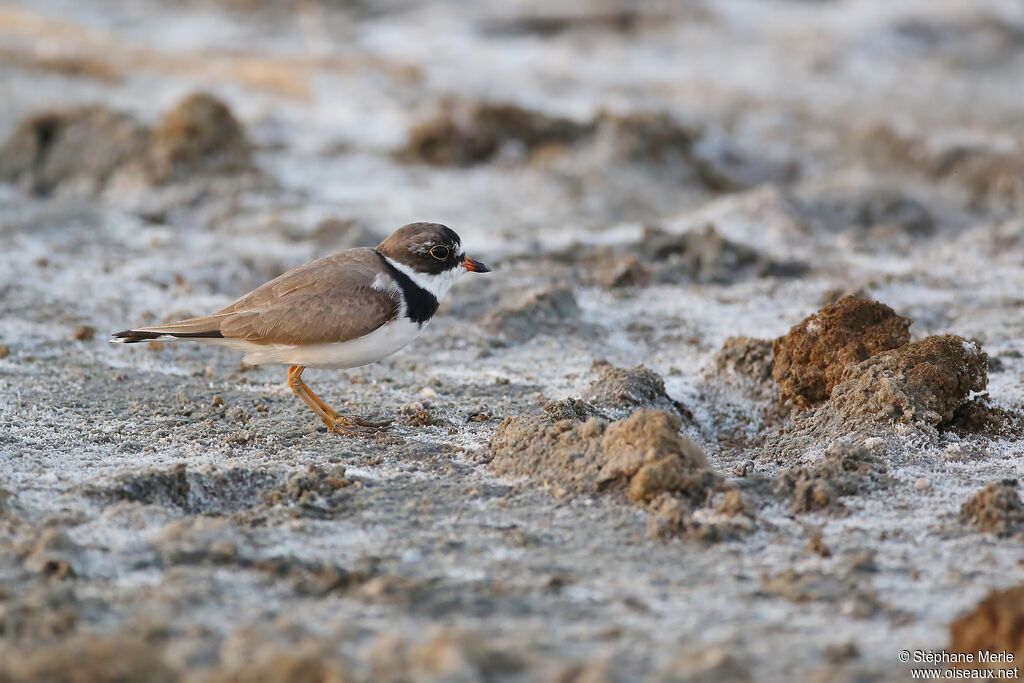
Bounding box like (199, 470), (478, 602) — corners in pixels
(1, 1), (1023, 681)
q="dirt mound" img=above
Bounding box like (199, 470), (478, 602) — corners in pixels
(147, 92), (252, 183)
(772, 296), (912, 409)
(949, 585), (1024, 671)
(482, 286), (582, 342)
(0, 106), (148, 196)
(960, 480), (1024, 536)
(578, 225), (806, 287)
(487, 414), (609, 498)
(583, 360), (684, 418)
(644, 225), (806, 284)
(857, 123), (1024, 207)
(491, 409), (716, 499)
(945, 395), (1024, 437)
(263, 464), (352, 510)
(600, 410), (712, 503)
(829, 335), (988, 427)
(399, 104), (797, 189)
(759, 334), (990, 462)
(0, 93), (254, 197)
(489, 409), (722, 536)
(542, 397), (603, 421)
(775, 443), (889, 514)
(399, 102), (592, 166)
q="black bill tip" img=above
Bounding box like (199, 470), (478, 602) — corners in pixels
(463, 256), (491, 273)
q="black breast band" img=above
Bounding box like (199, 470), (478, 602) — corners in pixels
(376, 251), (440, 325)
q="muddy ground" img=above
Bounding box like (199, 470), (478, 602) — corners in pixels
(1, 0), (1023, 681)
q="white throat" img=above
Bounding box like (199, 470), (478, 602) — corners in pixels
(384, 256), (463, 301)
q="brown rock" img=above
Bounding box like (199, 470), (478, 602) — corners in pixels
(960, 480), (1024, 536)
(949, 585), (1024, 670)
(772, 296), (911, 408)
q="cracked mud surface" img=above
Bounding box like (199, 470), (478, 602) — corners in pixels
(2, 0), (1024, 681)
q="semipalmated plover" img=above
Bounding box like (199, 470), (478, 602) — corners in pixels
(112, 222), (490, 434)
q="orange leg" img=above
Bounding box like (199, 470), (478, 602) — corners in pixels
(286, 366), (391, 434)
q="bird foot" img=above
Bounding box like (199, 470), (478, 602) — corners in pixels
(324, 415), (392, 435)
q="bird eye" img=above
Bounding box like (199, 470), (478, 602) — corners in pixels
(429, 245), (450, 260)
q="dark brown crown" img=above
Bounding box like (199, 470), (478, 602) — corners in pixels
(377, 222), (463, 274)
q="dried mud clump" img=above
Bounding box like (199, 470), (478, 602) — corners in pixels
(829, 335), (988, 427)
(583, 360), (685, 418)
(0, 106), (148, 196)
(587, 225), (805, 286)
(489, 409), (728, 540)
(399, 102), (591, 166)
(960, 480), (1024, 536)
(489, 409), (717, 499)
(488, 414), (607, 497)
(542, 397), (603, 421)
(264, 464), (351, 508)
(949, 585), (1024, 670)
(0, 93), (253, 197)
(945, 395), (1024, 437)
(775, 443), (889, 514)
(772, 296), (912, 408)
(857, 123), (1024, 207)
(147, 92), (252, 183)
(600, 410), (713, 503)
(482, 286), (582, 342)
(652, 225), (805, 284)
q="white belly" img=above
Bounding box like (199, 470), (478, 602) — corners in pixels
(209, 318), (425, 368)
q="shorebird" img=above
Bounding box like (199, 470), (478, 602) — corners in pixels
(112, 222), (490, 434)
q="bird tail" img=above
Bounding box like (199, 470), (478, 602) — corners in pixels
(110, 314), (228, 344)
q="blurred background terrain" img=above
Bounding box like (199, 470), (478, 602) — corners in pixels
(1, 0), (1023, 680)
